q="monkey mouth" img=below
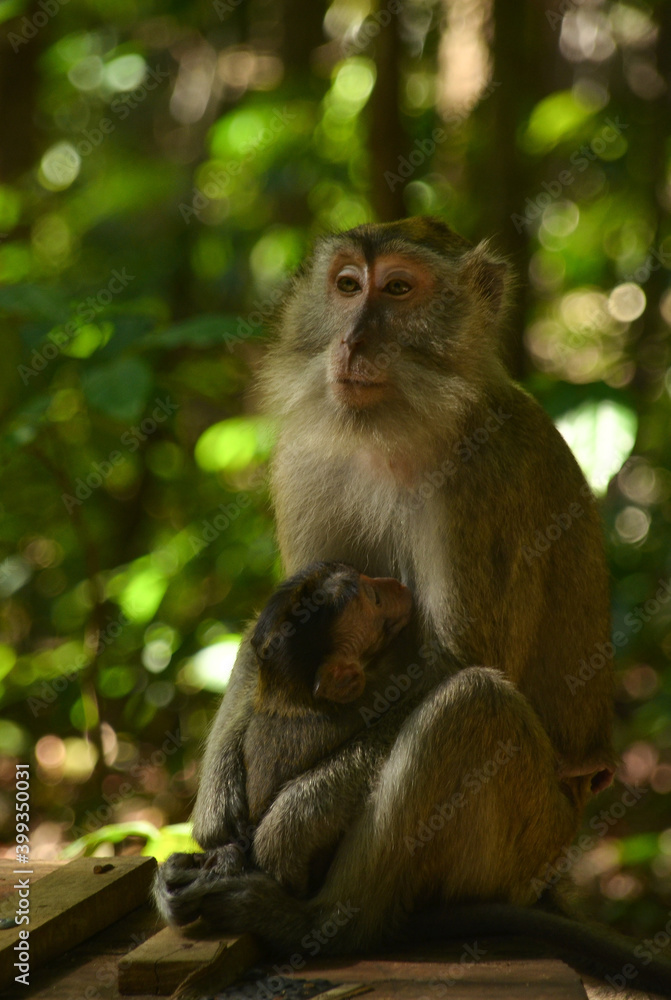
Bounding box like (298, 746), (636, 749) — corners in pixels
(336, 376), (386, 387)
(332, 376), (389, 408)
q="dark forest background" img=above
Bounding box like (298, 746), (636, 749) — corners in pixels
(2, 0), (671, 939)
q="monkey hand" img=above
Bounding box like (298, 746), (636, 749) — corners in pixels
(202, 843), (248, 876)
(153, 852), (212, 925)
(153, 846), (250, 926)
(154, 861), (310, 939)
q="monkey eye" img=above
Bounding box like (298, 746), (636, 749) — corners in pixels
(384, 278), (412, 297)
(336, 275), (361, 294)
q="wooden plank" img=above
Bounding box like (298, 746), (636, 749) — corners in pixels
(118, 925), (262, 996)
(0, 860), (63, 903)
(288, 957), (590, 998)
(0, 856), (156, 990)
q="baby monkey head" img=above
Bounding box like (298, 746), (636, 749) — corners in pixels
(251, 562), (413, 706)
(268, 216), (511, 429)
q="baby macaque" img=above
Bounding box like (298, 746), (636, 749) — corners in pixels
(245, 560), (413, 825)
(193, 561), (413, 893)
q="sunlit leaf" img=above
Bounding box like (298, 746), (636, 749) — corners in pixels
(119, 565), (169, 622)
(619, 833), (660, 865)
(555, 399), (637, 495)
(182, 635), (241, 692)
(61, 821), (162, 858)
(195, 416), (274, 472)
(145, 823), (199, 862)
(521, 90), (596, 154)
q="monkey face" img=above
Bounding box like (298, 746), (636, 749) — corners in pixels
(357, 573), (414, 647)
(326, 251), (437, 410)
(313, 573), (413, 704)
(262, 218), (510, 444)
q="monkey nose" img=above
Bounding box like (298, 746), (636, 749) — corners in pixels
(342, 331), (365, 349)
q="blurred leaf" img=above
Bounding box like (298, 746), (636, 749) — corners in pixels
(80, 356), (153, 421)
(140, 315), (240, 349)
(182, 635), (241, 692)
(0, 285), (69, 322)
(195, 417), (274, 472)
(146, 823), (199, 862)
(555, 399), (637, 495)
(521, 90), (596, 154)
(619, 833), (660, 865)
(62, 821), (162, 858)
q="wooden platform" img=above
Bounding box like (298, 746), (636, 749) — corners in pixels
(0, 861), (664, 1000)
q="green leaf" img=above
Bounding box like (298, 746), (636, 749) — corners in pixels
(521, 90), (596, 154)
(139, 315), (245, 349)
(145, 823), (199, 862)
(555, 399), (637, 496)
(0, 285), (70, 322)
(61, 821), (162, 858)
(195, 416), (275, 472)
(619, 833), (660, 865)
(81, 356), (153, 421)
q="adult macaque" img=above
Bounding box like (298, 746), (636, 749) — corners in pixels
(153, 217), (668, 985)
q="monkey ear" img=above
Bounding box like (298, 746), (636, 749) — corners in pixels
(313, 658), (366, 704)
(461, 241), (509, 319)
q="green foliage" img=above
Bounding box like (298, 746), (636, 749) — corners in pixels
(63, 822), (198, 861)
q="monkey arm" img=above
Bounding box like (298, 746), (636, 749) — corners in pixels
(155, 731), (393, 930)
(251, 696), (416, 894)
(251, 735), (390, 893)
(191, 636), (257, 848)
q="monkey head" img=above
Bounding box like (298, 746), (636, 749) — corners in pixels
(250, 562), (413, 707)
(264, 217), (512, 435)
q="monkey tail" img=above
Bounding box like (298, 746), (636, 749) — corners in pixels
(402, 902), (671, 997)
